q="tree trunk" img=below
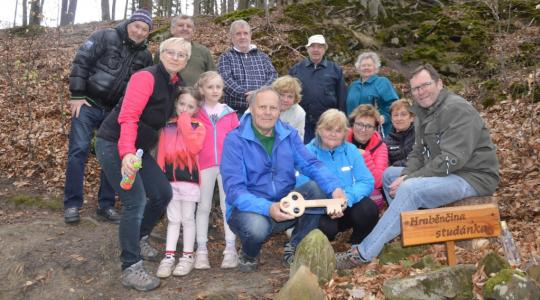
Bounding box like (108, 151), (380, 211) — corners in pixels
(101, 0), (111, 20)
(131, 0), (135, 14)
(29, 0), (41, 25)
(67, 0), (78, 25)
(138, 0), (152, 14)
(227, 0), (234, 13)
(22, 0), (28, 26)
(60, 0), (68, 25)
(111, 0), (116, 19)
(238, 0), (248, 10)
(124, 0), (129, 19)
(13, 0), (19, 27)
(193, 0), (200, 16)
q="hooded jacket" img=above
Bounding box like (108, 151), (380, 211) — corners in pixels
(69, 21), (152, 110)
(402, 89), (499, 196)
(220, 114), (341, 220)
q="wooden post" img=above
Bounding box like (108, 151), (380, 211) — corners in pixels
(446, 241), (456, 266)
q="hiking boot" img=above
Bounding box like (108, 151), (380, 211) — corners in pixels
(194, 251), (210, 269)
(282, 242), (295, 267)
(96, 207), (121, 224)
(64, 207), (80, 224)
(238, 253), (258, 273)
(156, 256), (175, 278)
(335, 248), (366, 270)
(122, 261), (160, 291)
(140, 235), (159, 261)
(172, 255), (194, 276)
(221, 249), (239, 269)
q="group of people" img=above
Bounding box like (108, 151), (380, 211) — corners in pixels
(62, 10), (500, 292)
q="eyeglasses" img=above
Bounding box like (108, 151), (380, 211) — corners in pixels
(353, 122), (375, 130)
(411, 81), (434, 94)
(163, 49), (187, 60)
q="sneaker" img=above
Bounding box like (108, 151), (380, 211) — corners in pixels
(156, 256), (175, 278)
(96, 207), (121, 224)
(140, 235), (159, 261)
(172, 256), (194, 276)
(335, 248), (366, 270)
(282, 242), (295, 267)
(238, 252), (258, 273)
(122, 261), (160, 291)
(221, 249), (239, 269)
(194, 251), (210, 269)
(64, 207), (80, 224)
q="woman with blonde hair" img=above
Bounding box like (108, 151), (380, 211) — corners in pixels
(348, 104), (389, 210)
(296, 109), (378, 244)
(272, 75), (306, 140)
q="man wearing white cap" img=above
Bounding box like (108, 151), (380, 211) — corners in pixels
(289, 34), (347, 143)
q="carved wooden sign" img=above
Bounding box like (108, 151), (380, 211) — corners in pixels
(401, 204), (501, 265)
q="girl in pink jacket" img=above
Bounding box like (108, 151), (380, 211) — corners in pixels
(194, 71), (240, 269)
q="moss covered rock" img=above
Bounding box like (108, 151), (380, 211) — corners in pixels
(379, 241), (426, 265)
(383, 264), (476, 300)
(483, 268), (539, 300)
(480, 251), (511, 276)
(290, 229), (335, 285)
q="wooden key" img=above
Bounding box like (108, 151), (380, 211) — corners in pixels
(279, 191), (346, 217)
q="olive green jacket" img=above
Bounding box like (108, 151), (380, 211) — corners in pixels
(401, 89), (499, 196)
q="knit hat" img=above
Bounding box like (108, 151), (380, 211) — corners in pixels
(129, 9), (153, 30)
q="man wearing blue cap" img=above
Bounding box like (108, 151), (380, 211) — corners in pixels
(63, 9), (153, 225)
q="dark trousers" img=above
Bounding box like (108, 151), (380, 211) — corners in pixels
(63, 105), (116, 210)
(318, 197), (379, 244)
(95, 137), (172, 270)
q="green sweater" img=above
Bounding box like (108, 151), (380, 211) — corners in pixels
(402, 89), (499, 196)
(154, 41), (215, 86)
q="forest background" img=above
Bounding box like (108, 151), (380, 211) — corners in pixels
(0, 0), (539, 299)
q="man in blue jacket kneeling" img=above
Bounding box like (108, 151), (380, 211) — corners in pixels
(221, 86), (346, 272)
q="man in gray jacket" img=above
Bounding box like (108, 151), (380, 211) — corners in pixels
(336, 64), (499, 269)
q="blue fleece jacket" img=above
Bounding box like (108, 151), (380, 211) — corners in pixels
(296, 139), (374, 207)
(220, 114), (342, 220)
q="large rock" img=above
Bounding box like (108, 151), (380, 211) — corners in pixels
(484, 269), (540, 300)
(383, 264), (476, 300)
(290, 229), (335, 285)
(275, 265), (325, 300)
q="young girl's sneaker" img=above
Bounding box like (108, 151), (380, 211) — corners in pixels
(194, 251), (210, 269)
(173, 256), (194, 276)
(156, 256), (175, 278)
(221, 249), (239, 268)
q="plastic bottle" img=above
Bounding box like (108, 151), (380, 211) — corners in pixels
(120, 149), (144, 190)
(499, 221), (521, 268)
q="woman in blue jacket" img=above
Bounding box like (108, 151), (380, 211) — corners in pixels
(346, 52), (399, 137)
(297, 109), (379, 244)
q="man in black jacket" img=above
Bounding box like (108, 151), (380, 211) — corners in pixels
(63, 9), (153, 224)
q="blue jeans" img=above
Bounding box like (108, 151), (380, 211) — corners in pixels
(64, 105), (115, 210)
(95, 137), (172, 270)
(355, 166), (479, 261)
(227, 181), (327, 258)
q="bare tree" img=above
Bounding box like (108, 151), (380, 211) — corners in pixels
(227, 0), (234, 13)
(102, 0), (111, 21)
(111, 0), (116, 19)
(138, 0), (152, 14)
(29, 0), (41, 25)
(22, 0), (28, 26)
(67, 0), (78, 24)
(13, 0), (19, 27)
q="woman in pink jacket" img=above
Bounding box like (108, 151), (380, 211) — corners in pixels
(194, 71), (240, 269)
(347, 104), (389, 211)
